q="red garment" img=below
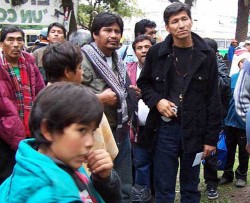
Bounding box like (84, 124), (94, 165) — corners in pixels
(127, 62), (137, 86)
(127, 62), (139, 142)
(2, 54), (34, 137)
(75, 171), (98, 203)
(0, 51), (45, 150)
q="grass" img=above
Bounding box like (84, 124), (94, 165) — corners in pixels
(174, 150), (250, 203)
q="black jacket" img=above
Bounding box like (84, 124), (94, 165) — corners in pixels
(137, 32), (222, 153)
(217, 55), (231, 119)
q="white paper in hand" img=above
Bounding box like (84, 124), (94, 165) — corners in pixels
(192, 152), (203, 167)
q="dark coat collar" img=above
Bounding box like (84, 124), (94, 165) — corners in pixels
(158, 32), (211, 57)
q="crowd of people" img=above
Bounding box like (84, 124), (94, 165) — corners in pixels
(0, 2), (249, 203)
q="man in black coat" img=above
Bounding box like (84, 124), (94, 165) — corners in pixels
(137, 2), (222, 202)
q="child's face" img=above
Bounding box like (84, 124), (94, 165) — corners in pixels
(44, 122), (96, 170)
(66, 63), (83, 84)
(72, 63), (83, 83)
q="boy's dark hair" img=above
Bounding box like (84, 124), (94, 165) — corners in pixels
(203, 38), (218, 53)
(163, 2), (191, 25)
(0, 25), (25, 42)
(134, 19), (156, 38)
(43, 41), (83, 83)
(47, 22), (67, 39)
(91, 12), (123, 39)
(132, 35), (154, 51)
(29, 82), (103, 146)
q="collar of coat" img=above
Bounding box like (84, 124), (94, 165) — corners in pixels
(158, 32), (212, 57)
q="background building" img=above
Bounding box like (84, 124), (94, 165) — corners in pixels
(122, 0), (240, 51)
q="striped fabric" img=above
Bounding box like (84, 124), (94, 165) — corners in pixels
(82, 42), (128, 131)
(2, 52), (33, 137)
(234, 58), (250, 122)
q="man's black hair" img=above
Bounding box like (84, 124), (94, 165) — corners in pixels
(134, 19), (156, 38)
(0, 25), (25, 42)
(47, 22), (67, 39)
(91, 12), (123, 39)
(163, 2), (191, 25)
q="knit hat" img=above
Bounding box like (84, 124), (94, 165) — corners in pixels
(244, 39), (250, 44)
(234, 49), (250, 67)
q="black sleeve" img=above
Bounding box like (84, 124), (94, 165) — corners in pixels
(217, 56), (231, 118)
(92, 169), (121, 203)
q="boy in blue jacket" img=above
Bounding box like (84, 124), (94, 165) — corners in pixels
(0, 82), (121, 202)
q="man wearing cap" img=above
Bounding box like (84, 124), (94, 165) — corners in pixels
(27, 28), (49, 53)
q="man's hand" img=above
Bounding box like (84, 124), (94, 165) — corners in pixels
(156, 99), (177, 118)
(246, 144), (250, 154)
(129, 85), (141, 99)
(97, 88), (118, 106)
(202, 144), (216, 159)
(86, 149), (113, 179)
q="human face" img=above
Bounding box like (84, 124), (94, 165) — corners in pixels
(1, 32), (24, 64)
(67, 63), (84, 84)
(47, 26), (65, 43)
(134, 39), (152, 67)
(166, 10), (193, 43)
(232, 41), (238, 47)
(42, 122), (96, 170)
(93, 23), (122, 56)
(144, 27), (157, 41)
(245, 43), (250, 52)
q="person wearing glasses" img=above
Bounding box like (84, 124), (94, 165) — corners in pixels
(0, 25), (45, 184)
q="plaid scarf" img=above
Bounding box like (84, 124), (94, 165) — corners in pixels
(0, 51), (33, 137)
(82, 42), (128, 134)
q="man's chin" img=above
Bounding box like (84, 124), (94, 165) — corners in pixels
(109, 46), (119, 50)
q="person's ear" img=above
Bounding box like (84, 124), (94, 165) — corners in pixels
(165, 25), (170, 33)
(64, 67), (72, 79)
(40, 120), (53, 142)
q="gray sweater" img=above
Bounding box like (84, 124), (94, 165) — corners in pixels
(234, 58), (250, 122)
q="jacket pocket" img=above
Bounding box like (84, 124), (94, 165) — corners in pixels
(191, 74), (208, 92)
(151, 71), (165, 93)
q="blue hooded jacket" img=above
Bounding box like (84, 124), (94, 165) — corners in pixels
(0, 139), (104, 203)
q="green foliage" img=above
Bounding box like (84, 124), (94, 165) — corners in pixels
(78, 0), (143, 29)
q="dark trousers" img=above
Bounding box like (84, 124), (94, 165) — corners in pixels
(222, 126), (249, 181)
(112, 129), (132, 203)
(132, 126), (153, 187)
(154, 121), (201, 203)
(203, 153), (219, 189)
(0, 139), (16, 184)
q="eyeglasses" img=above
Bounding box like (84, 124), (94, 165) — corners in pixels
(5, 37), (24, 44)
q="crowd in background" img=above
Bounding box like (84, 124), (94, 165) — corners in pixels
(0, 2), (249, 203)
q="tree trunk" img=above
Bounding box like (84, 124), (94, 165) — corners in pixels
(235, 0), (250, 42)
(61, 0), (77, 39)
(185, 0), (196, 7)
